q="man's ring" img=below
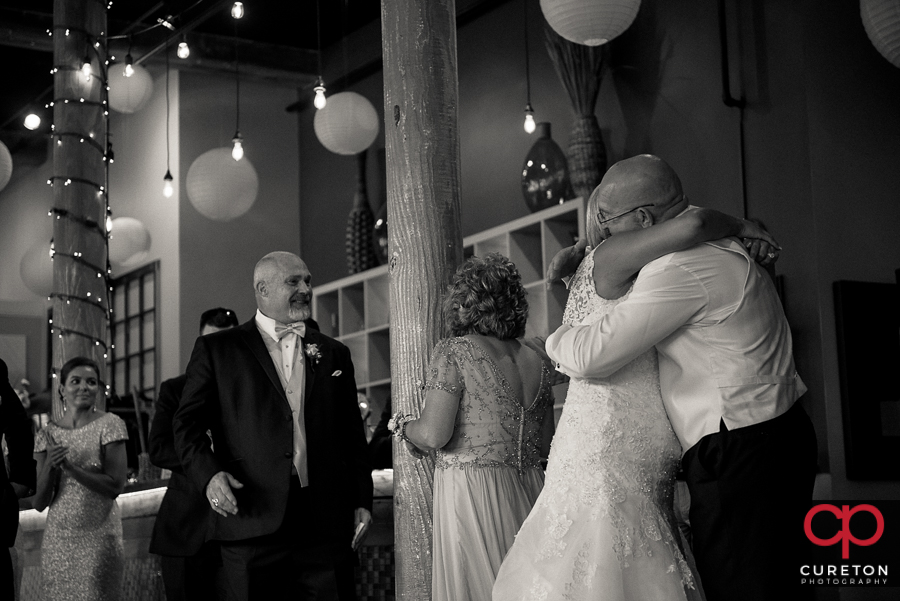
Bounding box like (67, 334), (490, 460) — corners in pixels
(212, 498), (219, 507)
(767, 251), (776, 259)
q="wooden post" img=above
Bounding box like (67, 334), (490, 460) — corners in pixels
(51, 0), (109, 418)
(381, 0), (463, 598)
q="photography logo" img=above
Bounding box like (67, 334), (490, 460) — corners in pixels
(800, 501), (898, 587)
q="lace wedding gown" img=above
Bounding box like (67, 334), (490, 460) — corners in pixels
(493, 249), (704, 601)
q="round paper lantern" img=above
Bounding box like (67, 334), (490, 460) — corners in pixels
(540, 0), (641, 46)
(186, 148), (258, 221)
(19, 240), (54, 297)
(108, 63), (154, 114)
(314, 91), (380, 155)
(109, 217), (151, 268)
(0, 140), (12, 192)
(861, 0), (900, 68)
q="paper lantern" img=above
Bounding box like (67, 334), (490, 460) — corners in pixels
(0, 140), (12, 192)
(109, 217), (151, 268)
(186, 148), (258, 221)
(108, 63), (154, 114)
(861, 0), (900, 68)
(314, 91), (380, 155)
(19, 240), (54, 297)
(540, 0), (641, 46)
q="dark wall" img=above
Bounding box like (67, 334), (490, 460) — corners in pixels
(178, 72), (301, 370)
(297, 0), (900, 502)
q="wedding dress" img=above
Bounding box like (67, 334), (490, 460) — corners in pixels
(493, 249), (704, 601)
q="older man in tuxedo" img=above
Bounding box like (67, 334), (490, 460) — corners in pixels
(174, 252), (373, 601)
(1, 358), (35, 599)
(546, 155), (817, 601)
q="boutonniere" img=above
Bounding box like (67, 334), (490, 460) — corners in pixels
(304, 343), (323, 365)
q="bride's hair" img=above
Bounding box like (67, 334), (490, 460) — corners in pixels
(443, 253), (528, 340)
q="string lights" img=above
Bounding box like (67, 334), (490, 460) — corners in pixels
(163, 31), (174, 196)
(523, 0), (536, 134)
(313, 0), (326, 109)
(231, 2), (245, 19)
(177, 36), (190, 59)
(231, 15), (244, 161)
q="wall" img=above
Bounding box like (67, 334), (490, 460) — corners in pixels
(801, 0), (900, 510)
(108, 70), (181, 382)
(298, 0), (900, 514)
(177, 71), (301, 368)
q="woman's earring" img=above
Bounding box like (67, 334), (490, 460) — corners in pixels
(62, 398), (67, 413)
(92, 404), (97, 413)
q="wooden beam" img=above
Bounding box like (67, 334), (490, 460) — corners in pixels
(382, 0), (463, 599)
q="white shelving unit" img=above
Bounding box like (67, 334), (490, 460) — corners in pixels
(313, 198), (585, 428)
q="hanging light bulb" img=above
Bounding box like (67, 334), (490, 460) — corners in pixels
(231, 2), (244, 19)
(313, 77), (327, 110)
(523, 103), (536, 134)
(24, 113), (41, 130)
(124, 53), (134, 77)
(163, 170), (174, 197)
(82, 53), (92, 80)
(177, 39), (190, 59)
(231, 132), (244, 161)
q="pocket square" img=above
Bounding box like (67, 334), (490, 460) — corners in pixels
(332, 370), (342, 377)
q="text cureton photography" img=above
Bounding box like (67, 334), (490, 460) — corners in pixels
(800, 501), (899, 588)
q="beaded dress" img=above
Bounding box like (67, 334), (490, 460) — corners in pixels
(427, 336), (553, 601)
(493, 249), (704, 601)
(34, 412), (128, 601)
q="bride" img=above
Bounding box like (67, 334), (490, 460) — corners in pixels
(493, 164), (778, 600)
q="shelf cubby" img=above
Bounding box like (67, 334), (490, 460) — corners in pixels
(339, 283), (365, 336)
(313, 198), (586, 400)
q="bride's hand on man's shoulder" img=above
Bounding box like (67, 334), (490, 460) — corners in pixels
(546, 239), (589, 288)
(739, 218), (781, 267)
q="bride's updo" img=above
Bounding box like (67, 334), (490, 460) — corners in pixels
(443, 253), (528, 341)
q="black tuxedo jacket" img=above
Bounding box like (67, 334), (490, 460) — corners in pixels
(172, 319), (372, 553)
(0, 359), (35, 548)
(148, 374), (213, 556)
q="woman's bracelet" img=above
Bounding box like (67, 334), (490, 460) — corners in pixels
(387, 411), (414, 444)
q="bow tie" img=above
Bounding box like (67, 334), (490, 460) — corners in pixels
(274, 322), (306, 340)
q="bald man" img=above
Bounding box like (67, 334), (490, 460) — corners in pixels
(173, 252), (373, 601)
(546, 155), (817, 601)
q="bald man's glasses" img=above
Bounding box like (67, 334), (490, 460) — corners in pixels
(596, 204), (655, 225)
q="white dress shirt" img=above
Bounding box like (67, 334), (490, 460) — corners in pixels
(547, 238), (806, 452)
(255, 309), (309, 484)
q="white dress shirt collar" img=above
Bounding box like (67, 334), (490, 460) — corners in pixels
(255, 309), (288, 343)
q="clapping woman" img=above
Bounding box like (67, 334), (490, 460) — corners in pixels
(32, 357), (128, 600)
(391, 253), (556, 601)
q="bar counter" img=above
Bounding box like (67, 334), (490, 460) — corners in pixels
(13, 470), (395, 601)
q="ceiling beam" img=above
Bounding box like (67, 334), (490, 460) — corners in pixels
(0, 13), (320, 85)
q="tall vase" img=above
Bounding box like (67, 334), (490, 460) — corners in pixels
(521, 122), (570, 213)
(345, 151), (379, 274)
(372, 148), (389, 265)
(567, 114), (607, 200)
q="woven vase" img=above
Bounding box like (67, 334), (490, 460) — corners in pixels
(566, 114), (607, 201)
(346, 151), (380, 274)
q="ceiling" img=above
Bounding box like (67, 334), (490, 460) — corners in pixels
(0, 0), (381, 139)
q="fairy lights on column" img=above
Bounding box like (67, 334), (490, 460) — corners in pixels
(48, 0), (113, 416)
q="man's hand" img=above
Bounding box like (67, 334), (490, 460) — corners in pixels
(546, 239), (588, 287)
(351, 507), (372, 550)
(206, 471), (243, 517)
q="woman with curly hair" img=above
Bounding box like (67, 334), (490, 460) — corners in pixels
(392, 253), (555, 601)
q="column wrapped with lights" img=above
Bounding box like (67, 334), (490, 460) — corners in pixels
(51, 0), (111, 418)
